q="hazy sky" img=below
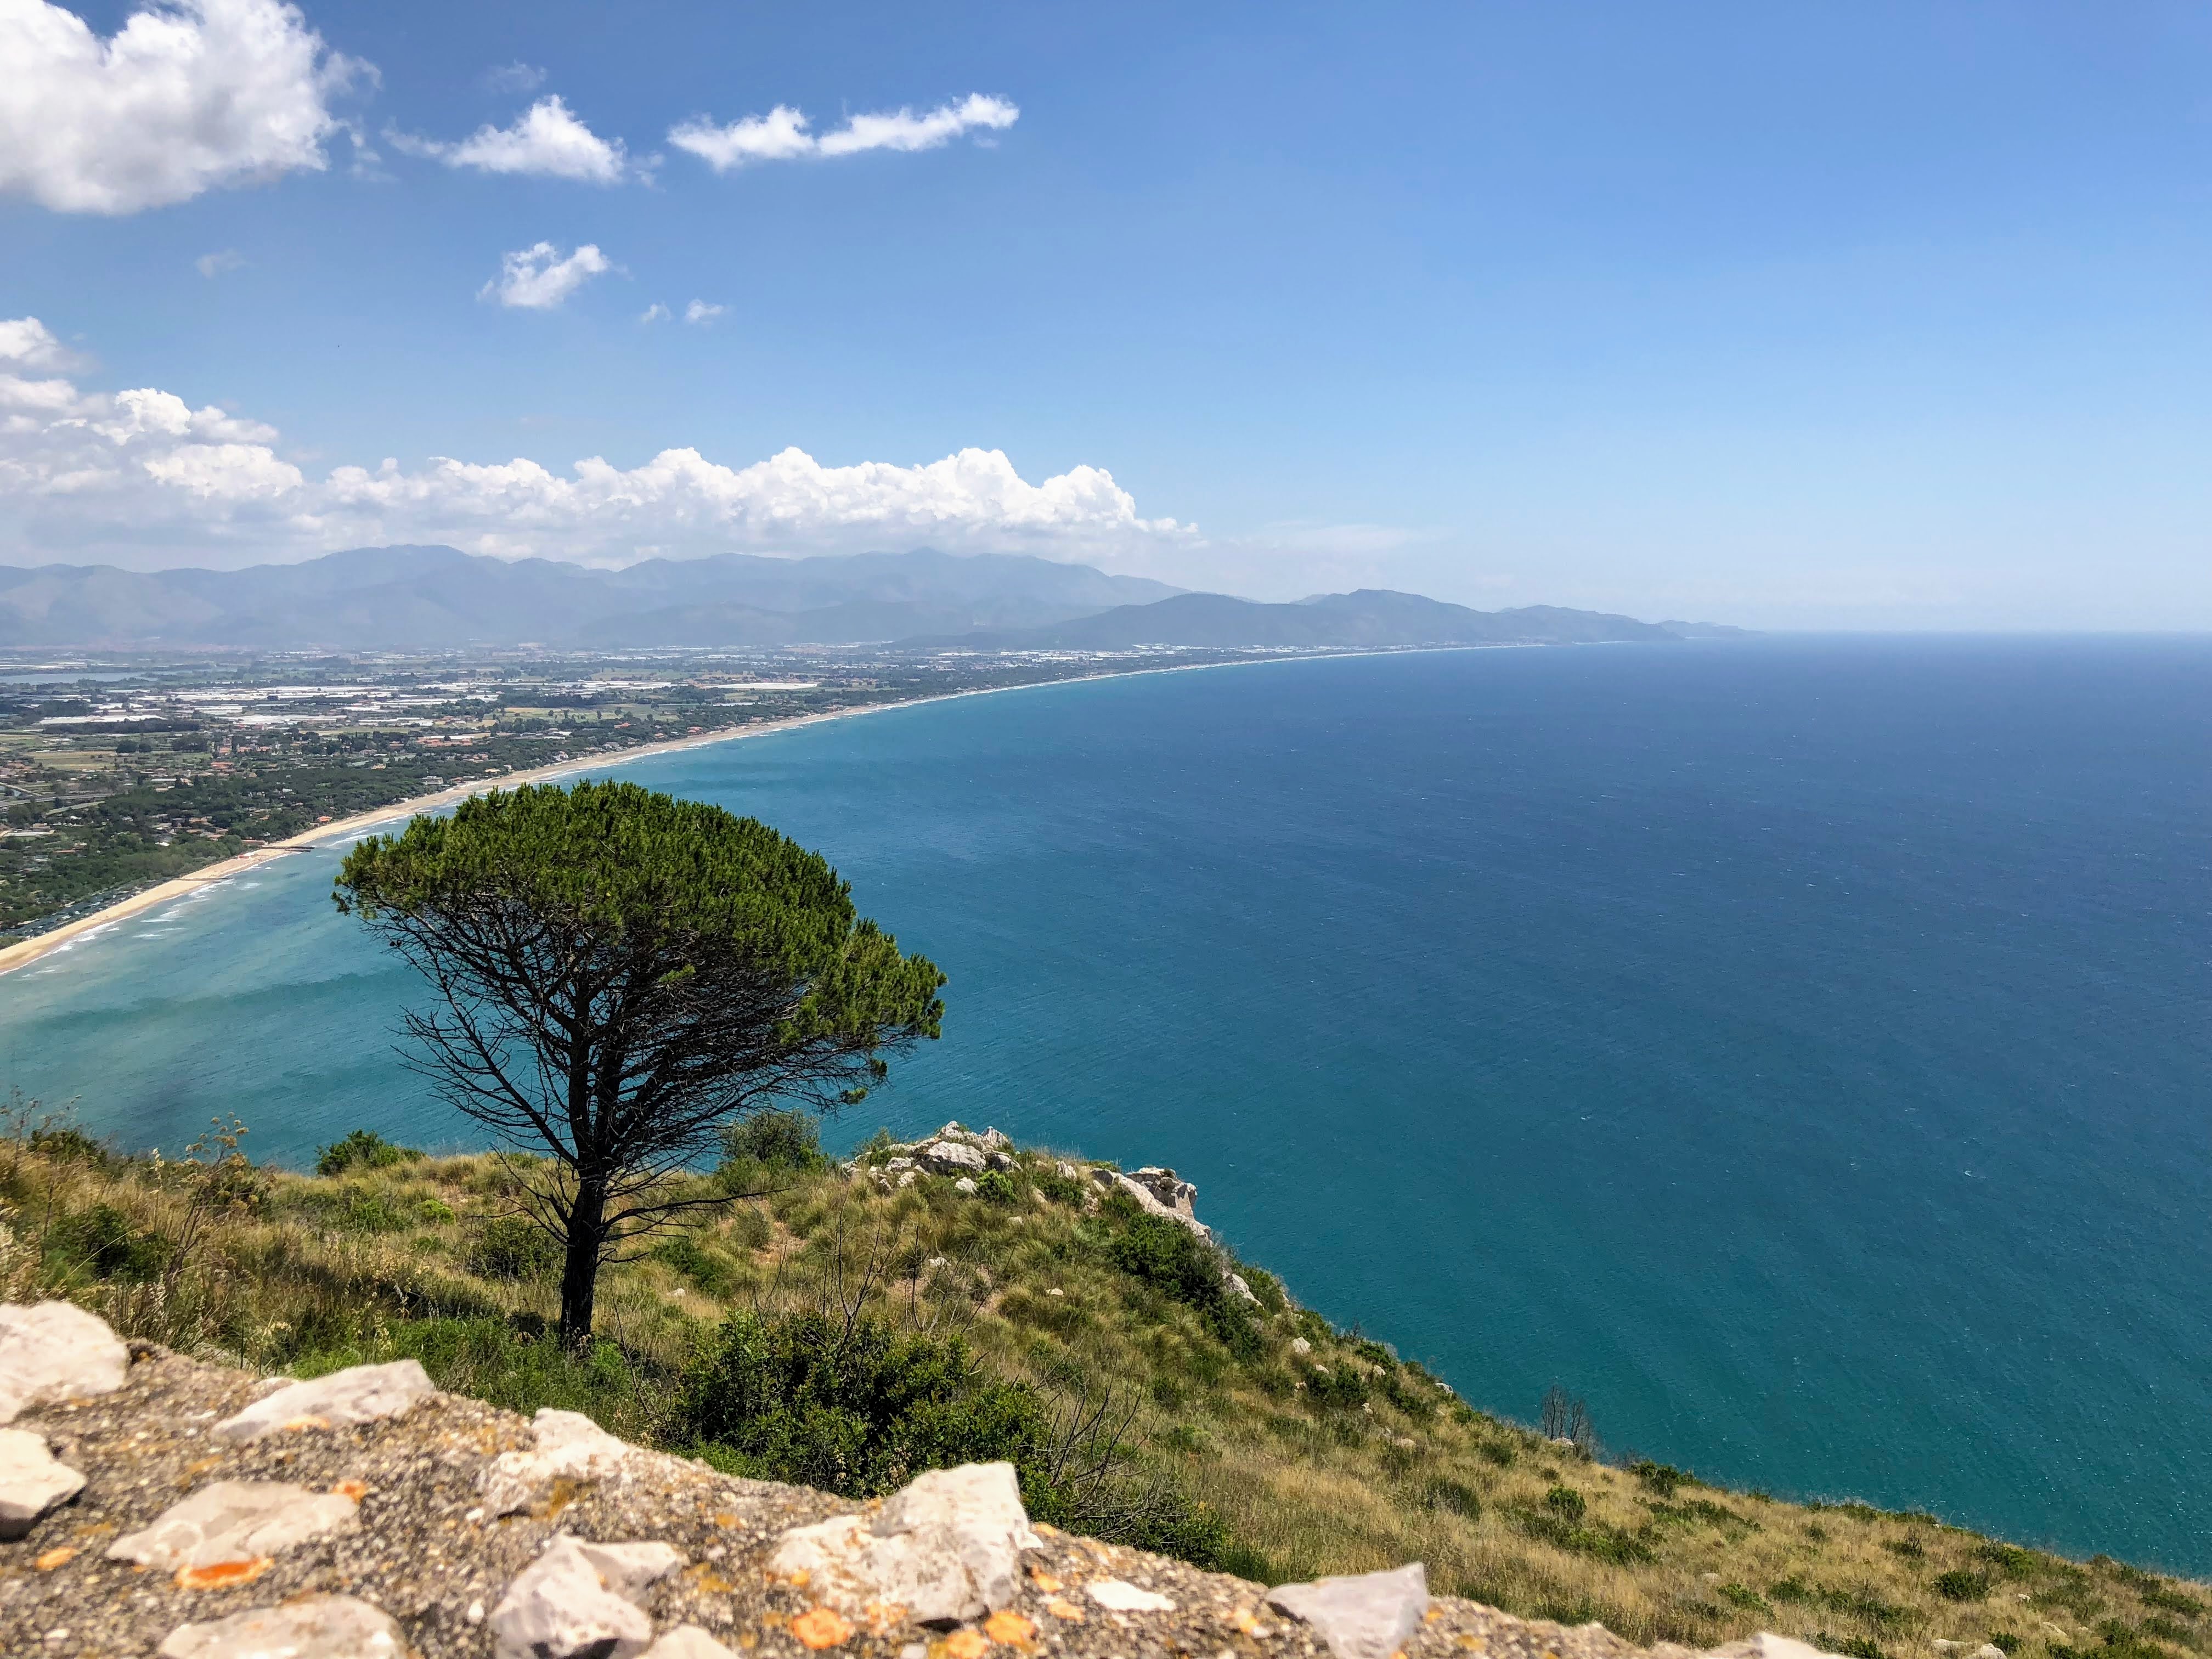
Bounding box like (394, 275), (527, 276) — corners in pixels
(3, 1), (2210, 627)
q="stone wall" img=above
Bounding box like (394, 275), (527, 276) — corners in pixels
(0, 1300), (1847, 1659)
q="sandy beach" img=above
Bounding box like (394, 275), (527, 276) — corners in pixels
(0, 698), (890, 980)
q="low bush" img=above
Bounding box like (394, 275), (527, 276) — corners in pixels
(680, 1309), (1054, 1500)
(1936, 1570), (1994, 1602)
(314, 1129), (420, 1178)
(716, 1110), (829, 1183)
(1634, 1460), (1689, 1498)
(57, 1201), (167, 1281)
(467, 1214), (563, 1282)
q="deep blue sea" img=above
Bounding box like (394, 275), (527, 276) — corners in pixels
(4, 639), (2209, 1571)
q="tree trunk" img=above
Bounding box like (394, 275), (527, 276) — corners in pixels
(557, 1181), (607, 1350)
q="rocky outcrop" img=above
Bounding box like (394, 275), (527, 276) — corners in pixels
(0, 1302), (1852, 1659)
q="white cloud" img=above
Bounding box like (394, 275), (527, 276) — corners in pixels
(196, 247), (246, 277)
(0, 316), (1193, 568)
(0, 0), (368, 215)
(481, 61), (544, 95)
(0, 317), (83, 371)
(639, 301), (670, 324)
(478, 242), (611, 310)
(392, 94), (627, 183)
(669, 92), (1017, 172)
(683, 300), (724, 325)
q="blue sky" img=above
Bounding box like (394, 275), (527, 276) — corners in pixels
(3, 1), (2211, 626)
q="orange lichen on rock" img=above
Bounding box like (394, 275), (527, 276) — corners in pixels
(984, 1610), (1037, 1646)
(792, 1606), (855, 1649)
(941, 1629), (990, 1659)
(33, 1547), (77, 1572)
(175, 1556), (273, 1590)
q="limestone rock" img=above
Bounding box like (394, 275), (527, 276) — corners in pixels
(977, 1128), (1013, 1152)
(482, 1407), (638, 1516)
(1090, 1167), (1214, 1240)
(1129, 1166), (1199, 1216)
(1087, 1579), (1177, 1612)
(1226, 1271), (1259, 1304)
(953, 1176), (980, 1195)
(108, 1480), (358, 1571)
(1290, 1337), (1313, 1356)
(644, 1628), (741, 1659)
(918, 1139), (988, 1176)
(156, 1594), (403, 1657)
(934, 1120), (978, 1144)
(768, 1461), (1039, 1626)
(214, 1359), (436, 1442)
(0, 1301), (129, 1424)
(1267, 1563), (1431, 1659)
(491, 1534), (677, 1659)
(0, 1426), (84, 1539)
(1709, 1637), (1852, 1659)
(985, 1150), (1015, 1171)
(1972, 1646), (2009, 1659)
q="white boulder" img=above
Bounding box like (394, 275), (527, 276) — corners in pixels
(156, 1594), (403, 1658)
(769, 1461), (1039, 1626)
(0, 1301), (129, 1424)
(490, 1535), (679, 1659)
(953, 1177), (980, 1195)
(918, 1139), (988, 1176)
(0, 1426), (84, 1538)
(481, 1408), (637, 1516)
(1267, 1563), (1431, 1659)
(1091, 1168), (1214, 1240)
(108, 1480), (358, 1571)
(215, 1359), (436, 1441)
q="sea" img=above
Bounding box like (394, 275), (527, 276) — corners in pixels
(3, 637), (2209, 1572)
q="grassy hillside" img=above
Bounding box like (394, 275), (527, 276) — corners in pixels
(0, 1106), (2201, 1659)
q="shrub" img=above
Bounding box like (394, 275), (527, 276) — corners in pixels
(29, 1126), (111, 1169)
(1545, 1485), (1587, 1521)
(717, 1110), (828, 1178)
(1988, 1638), (2021, 1655)
(680, 1310), (1051, 1501)
(1032, 1167), (1088, 1206)
(652, 1233), (738, 1297)
(1937, 1571), (1995, 1603)
(468, 1215), (563, 1282)
(58, 1203), (167, 1281)
(1720, 1584), (1771, 1613)
(975, 1169), (1019, 1205)
(1507, 1501), (1652, 1566)
(314, 1129), (419, 1177)
(1421, 1476), (1482, 1520)
(1305, 1364), (1369, 1410)
(1633, 1459), (1688, 1498)
(1099, 1197), (1257, 1354)
(1814, 1635), (1889, 1659)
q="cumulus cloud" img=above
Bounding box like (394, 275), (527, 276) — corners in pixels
(683, 300), (724, 325)
(391, 94), (627, 183)
(0, 0), (368, 215)
(639, 301), (670, 324)
(669, 93), (1017, 172)
(479, 242), (611, 310)
(0, 316), (1192, 568)
(196, 247), (246, 277)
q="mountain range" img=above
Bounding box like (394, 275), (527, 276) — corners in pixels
(0, 544), (1740, 652)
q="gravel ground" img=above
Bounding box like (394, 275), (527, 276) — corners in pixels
(0, 1344), (1674, 1659)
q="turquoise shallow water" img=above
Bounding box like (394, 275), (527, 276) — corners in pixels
(4, 638), (2210, 1570)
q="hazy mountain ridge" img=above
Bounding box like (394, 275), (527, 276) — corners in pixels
(0, 546), (1184, 650)
(903, 589), (1706, 650)
(0, 546), (1736, 651)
